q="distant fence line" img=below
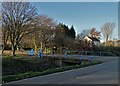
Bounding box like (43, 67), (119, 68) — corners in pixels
(57, 50), (115, 61)
(63, 50), (115, 56)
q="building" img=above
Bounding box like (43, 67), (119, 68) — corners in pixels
(105, 40), (120, 47)
(84, 36), (100, 47)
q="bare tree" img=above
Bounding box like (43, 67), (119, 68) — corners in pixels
(33, 15), (56, 53)
(89, 28), (101, 39)
(101, 22), (115, 42)
(20, 34), (34, 49)
(2, 2), (37, 56)
(76, 28), (101, 50)
(77, 28), (101, 41)
(1, 25), (10, 54)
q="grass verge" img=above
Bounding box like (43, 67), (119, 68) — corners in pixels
(2, 60), (102, 83)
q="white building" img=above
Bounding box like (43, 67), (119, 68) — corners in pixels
(84, 36), (100, 47)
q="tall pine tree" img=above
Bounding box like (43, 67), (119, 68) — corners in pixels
(70, 25), (76, 38)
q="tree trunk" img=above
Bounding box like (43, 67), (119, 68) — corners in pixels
(44, 46), (47, 54)
(106, 35), (109, 46)
(44, 44), (47, 54)
(2, 46), (5, 55)
(41, 42), (43, 51)
(33, 35), (37, 54)
(34, 44), (37, 54)
(106, 35), (109, 42)
(16, 44), (19, 51)
(12, 45), (16, 56)
(12, 49), (16, 56)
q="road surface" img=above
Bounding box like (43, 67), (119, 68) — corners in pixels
(4, 56), (118, 84)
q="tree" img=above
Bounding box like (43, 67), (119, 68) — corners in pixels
(101, 22), (115, 42)
(80, 28), (101, 39)
(89, 28), (101, 39)
(63, 24), (70, 37)
(55, 23), (76, 39)
(54, 23), (65, 48)
(70, 25), (76, 38)
(34, 15), (56, 53)
(80, 29), (90, 38)
(54, 23), (76, 50)
(1, 25), (10, 54)
(76, 28), (101, 50)
(2, 2), (37, 56)
(1, 5), (10, 54)
(20, 34), (34, 49)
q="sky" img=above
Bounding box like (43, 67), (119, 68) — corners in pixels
(31, 2), (118, 41)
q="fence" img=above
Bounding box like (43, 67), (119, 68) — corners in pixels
(64, 50), (115, 56)
(61, 50), (115, 61)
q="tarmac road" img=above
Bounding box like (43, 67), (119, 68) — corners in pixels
(5, 56), (118, 84)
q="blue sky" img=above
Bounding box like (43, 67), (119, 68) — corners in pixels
(31, 2), (118, 41)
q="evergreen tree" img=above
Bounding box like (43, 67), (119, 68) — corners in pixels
(70, 25), (76, 38)
(55, 23), (76, 39)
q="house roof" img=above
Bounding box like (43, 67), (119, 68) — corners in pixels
(87, 36), (100, 42)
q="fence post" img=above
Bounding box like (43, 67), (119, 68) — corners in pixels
(64, 51), (67, 59)
(99, 52), (101, 56)
(52, 52), (54, 59)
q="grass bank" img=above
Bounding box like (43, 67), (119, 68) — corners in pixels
(2, 57), (101, 83)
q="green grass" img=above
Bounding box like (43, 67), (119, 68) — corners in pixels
(2, 60), (101, 83)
